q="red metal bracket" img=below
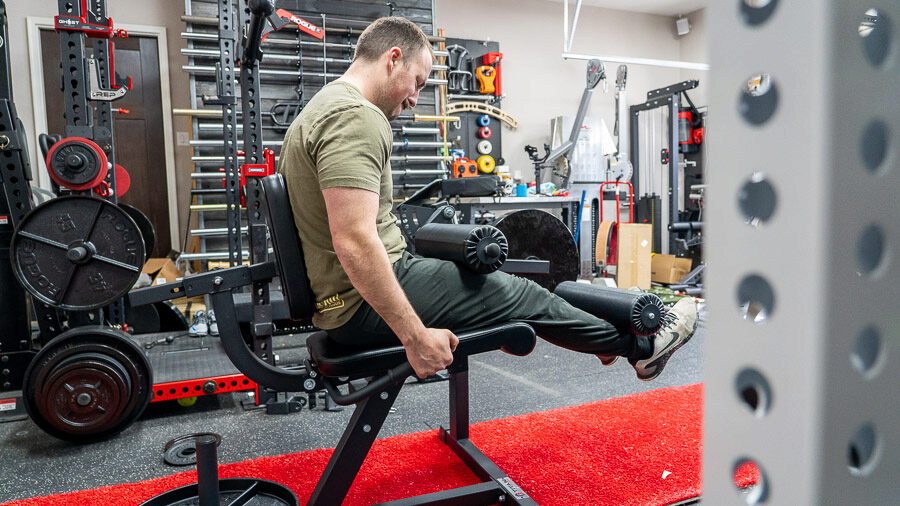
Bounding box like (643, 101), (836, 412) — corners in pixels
(151, 374), (257, 403)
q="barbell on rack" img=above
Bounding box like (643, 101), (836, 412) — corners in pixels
(179, 31), (449, 58)
(179, 48), (451, 71)
(180, 14), (446, 43)
(181, 65), (448, 86)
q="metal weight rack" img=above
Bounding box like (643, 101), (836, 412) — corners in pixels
(705, 1), (899, 504)
(178, 0), (449, 267)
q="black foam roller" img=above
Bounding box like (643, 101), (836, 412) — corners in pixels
(414, 223), (508, 274)
(554, 281), (667, 336)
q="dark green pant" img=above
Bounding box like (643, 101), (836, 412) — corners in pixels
(329, 252), (647, 359)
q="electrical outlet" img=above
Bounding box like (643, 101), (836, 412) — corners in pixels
(176, 131), (190, 146)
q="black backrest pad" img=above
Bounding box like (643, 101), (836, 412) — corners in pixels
(260, 174), (316, 321)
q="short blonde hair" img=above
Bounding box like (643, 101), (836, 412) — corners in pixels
(354, 17), (435, 63)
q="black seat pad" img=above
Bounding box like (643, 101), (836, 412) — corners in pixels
(308, 322), (536, 379)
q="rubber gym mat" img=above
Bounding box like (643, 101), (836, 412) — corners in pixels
(1, 383), (758, 506)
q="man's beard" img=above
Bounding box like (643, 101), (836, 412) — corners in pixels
(373, 82), (404, 120)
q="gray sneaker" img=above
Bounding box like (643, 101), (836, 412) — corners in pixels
(629, 298), (698, 381)
(208, 309), (218, 336)
(189, 310), (208, 337)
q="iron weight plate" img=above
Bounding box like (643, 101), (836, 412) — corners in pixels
(119, 203), (156, 259)
(11, 196), (145, 311)
(494, 209), (579, 291)
(22, 326), (152, 442)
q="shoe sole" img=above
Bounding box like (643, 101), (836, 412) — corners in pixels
(636, 311), (700, 381)
(599, 356), (618, 366)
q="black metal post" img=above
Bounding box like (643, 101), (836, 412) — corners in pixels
(308, 381), (404, 505)
(91, 8), (124, 326)
(630, 107), (641, 197)
(239, 0), (276, 404)
(668, 94), (681, 254)
(216, 0), (242, 267)
(195, 434), (220, 506)
(449, 356), (469, 440)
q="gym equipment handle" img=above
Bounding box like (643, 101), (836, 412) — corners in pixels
(669, 221), (703, 232)
(243, 0), (276, 65)
(322, 363), (415, 406)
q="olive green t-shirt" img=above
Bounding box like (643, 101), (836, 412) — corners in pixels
(277, 81), (406, 329)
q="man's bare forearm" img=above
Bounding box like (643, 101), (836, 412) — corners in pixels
(333, 232), (425, 343)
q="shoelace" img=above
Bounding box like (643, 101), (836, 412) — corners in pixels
(658, 308), (678, 331)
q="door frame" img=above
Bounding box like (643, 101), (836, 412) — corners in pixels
(26, 17), (181, 251)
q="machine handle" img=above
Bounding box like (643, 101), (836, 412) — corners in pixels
(243, 0), (276, 65)
(322, 363), (415, 406)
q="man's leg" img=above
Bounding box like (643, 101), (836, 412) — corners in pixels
(330, 253), (648, 359)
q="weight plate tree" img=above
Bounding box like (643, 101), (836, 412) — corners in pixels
(495, 209), (579, 291)
(22, 326), (153, 442)
(11, 196), (146, 311)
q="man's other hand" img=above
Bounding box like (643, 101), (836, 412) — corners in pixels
(404, 328), (459, 378)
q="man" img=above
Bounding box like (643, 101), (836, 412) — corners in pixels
(278, 17), (698, 380)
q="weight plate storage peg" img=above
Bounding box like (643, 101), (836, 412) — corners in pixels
(22, 326), (153, 442)
(477, 126), (492, 139)
(477, 139), (493, 155)
(477, 114), (491, 127)
(45, 137), (109, 191)
(11, 196), (146, 311)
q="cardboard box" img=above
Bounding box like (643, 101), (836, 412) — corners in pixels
(651, 254), (694, 284)
(142, 258), (183, 285)
(616, 224), (652, 290)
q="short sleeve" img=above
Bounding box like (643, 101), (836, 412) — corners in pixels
(309, 106), (389, 193)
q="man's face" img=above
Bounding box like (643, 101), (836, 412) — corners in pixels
(378, 47), (432, 120)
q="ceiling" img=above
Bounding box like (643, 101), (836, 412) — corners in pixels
(546, 0), (707, 17)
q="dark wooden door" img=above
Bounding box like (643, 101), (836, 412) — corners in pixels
(40, 30), (171, 258)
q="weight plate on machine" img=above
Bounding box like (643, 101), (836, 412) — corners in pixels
(477, 140), (493, 155)
(163, 432), (223, 466)
(22, 326), (152, 442)
(11, 196), (146, 311)
(119, 203), (156, 259)
(125, 301), (188, 335)
(45, 137), (109, 191)
(494, 209), (579, 291)
(125, 299), (161, 334)
(156, 301), (190, 332)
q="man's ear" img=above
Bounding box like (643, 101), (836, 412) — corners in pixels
(387, 47), (403, 73)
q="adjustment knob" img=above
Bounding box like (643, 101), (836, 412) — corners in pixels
(484, 242), (502, 261)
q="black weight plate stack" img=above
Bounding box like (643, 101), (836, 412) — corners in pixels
(22, 326), (153, 442)
(11, 196), (145, 311)
(140, 478), (298, 506)
(119, 203), (156, 259)
(495, 209), (579, 291)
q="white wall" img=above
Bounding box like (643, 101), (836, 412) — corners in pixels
(435, 0), (709, 174)
(679, 8), (709, 106)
